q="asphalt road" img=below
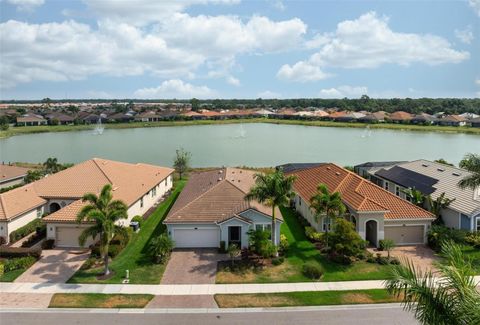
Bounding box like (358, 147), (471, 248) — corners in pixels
(1, 304), (418, 325)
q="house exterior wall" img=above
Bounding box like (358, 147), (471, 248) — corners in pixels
(2, 206), (44, 244)
(46, 222), (95, 247)
(219, 219), (250, 249)
(356, 212), (385, 246)
(0, 221), (7, 242)
(293, 194), (322, 231)
(441, 207), (460, 229)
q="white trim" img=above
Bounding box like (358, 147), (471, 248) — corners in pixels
(217, 216), (252, 225)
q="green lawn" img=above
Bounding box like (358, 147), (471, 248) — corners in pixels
(216, 207), (391, 283)
(214, 289), (400, 308)
(0, 268), (29, 282)
(461, 245), (480, 274)
(67, 180), (186, 284)
(49, 293), (153, 308)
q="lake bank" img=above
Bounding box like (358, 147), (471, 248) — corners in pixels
(1, 118), (479, 139)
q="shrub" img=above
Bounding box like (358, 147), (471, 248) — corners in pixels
(258, 240), (277, 259)
(42, 239), (55, 249)
(80, 257), (97, 270)
(148, 234), (174, 264)
(272, 256), (284, 266)
(302, 262), (323, 279)
(465, 232), (480, 248)
(327, 219), (366, 258)
(219, 241), (226, 253)
(0, 263), (4, 276)
(21, 226), (47, 248)
(0, 246), (42, 259)
(329, 252), (356, 265)
(9, 219), (44, 243)
(131, 215), (144, 228)
(377, 256), (390, 265)
(0, 236), (6, 246)
(305, 227), (324, 242)
(227, 244), (241, 265)
(379, 239), (395, 259)
(279, 234), (289, 253)
(3, 256), (37, 272)
(390, 257), (401, 265)
(247, 229), (271, 253)
(108, 244), (122, 258)
(427, 225), (467, 252)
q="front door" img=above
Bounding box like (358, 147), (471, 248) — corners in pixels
(228, 226), (241, 248)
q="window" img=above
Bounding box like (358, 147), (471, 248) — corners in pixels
(37, 208), (42, 218)
(477, 218), (480, 232)
(140, 197), (144, 208)
(395, 186), (400, 196)
(322, 218), (331, 231)
(298, 197), (301, 206)
(406, 195), (412, 203)
(384, 181), (389, 191)
(151, 187), (156, 197)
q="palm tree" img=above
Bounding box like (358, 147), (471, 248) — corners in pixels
(385, 241), (480, 325)
(43, 157), (61, 174)
(458, 153), (480, 190)
(76, 184), (129, 276)
(425, 192), (455, 223)
(310, 183), (346, 249)
(402, 188), (425, 207)
(245, 169), (296, 248)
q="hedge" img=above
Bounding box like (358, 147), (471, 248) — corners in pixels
(9, 218), (44, 243)
(0, 246), (42, 259)
(2, 256), (37, 273)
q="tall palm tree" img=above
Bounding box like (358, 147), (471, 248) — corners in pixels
(385, 241), (480, 325)
(402, 188), (425, 207)
(425, 192), (455, 223)
(43, 157), (61, 174)
(458, 153), (480, 190)
(76, 184), (129, 275)
(310, 183), (346, 249)
(245, 169), (296, 247)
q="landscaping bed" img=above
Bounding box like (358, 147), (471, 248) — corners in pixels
(67, 180), (186, 284)
(214, 289), (401, 308)
(216, 207), (391, 283)
(49, 293), (153, 308)
(0, 247), (41, 282)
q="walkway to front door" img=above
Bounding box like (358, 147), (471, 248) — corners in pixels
(161, 249), (227, 284)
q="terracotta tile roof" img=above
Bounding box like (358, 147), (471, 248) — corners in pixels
(16, 114), (46, 123)
(441, 115), (467, 122)
(388, 111), (413, 121)
(182, 111), (202, 117)
(0, 184), (46, 221)
(42, 199), (87, 223)
(0, 164), (31, 183)
(165, 168), (280, 224)
(287, 164), (434, 220)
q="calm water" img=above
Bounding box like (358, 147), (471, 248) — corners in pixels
(0, 123), (478, 167)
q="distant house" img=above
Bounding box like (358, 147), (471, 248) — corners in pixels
(16, 114), (47, 126)
(335, 112), (366, 122)
(286, 164), (434, 246)
(0, 164), (31, 189)
(254, 109), (274, 118)
(359, 160), (480, 232)
(459, 112), (479, 120)
(273, 108), (296, 119)
(326, 111), (348, 121)
(45, 112), (75, 125)
(438, 115), (467, 127)
(106, 112), (134, 123)
(181, 111), (204, 120)
(387, 111), (413, 123)
(134, 111), (162, 122)
(469, 117), (480, 128)
(410, 113), (437, 125)
(313, 109), (329, 118)
(164, 168), (282, 249)
(358, 111), (387, 123)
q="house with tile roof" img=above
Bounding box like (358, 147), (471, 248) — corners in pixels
(164, 168), (282, 249)
(387, 111), (413, 123)
(16, 113), (47, 126)
(0, 158), (173, 246)
(285, 164), (435, 246)
(0, 164), (31, 189)
(363, 159), (480, 232)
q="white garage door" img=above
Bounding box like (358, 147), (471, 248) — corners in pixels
(173, 228), (219, 248)
(384, 225), (425, 245)
(56, 227), (93, 248)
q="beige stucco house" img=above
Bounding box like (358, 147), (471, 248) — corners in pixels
(0, 164), (31, 189)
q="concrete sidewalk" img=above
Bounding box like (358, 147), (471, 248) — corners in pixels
(2, 276), (479, 295)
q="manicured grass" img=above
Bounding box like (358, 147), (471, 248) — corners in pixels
(0, 268), (29, 282)
(214, 289), (401, 308)
(67, 180), (186, 284)
(49, 293), (153, 308)
(461, 245), (480, 274)
(2, 118), (478, 139)
(216, 207), (391, 283)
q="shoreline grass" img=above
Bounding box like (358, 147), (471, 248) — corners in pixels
(49, 293), (153, 308)
(214, 289), (401, 308)
(67, 180), (186, 284)
(1, 118), (479, 139)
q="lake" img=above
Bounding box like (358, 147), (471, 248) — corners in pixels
(0, 123), (477, 167)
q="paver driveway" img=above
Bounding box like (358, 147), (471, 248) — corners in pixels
(161, 249), (227, 284)
(15, 249), (89, 283)
(370, 245), (438, 272)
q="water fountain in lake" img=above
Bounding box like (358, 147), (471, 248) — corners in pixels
(92, 117), (105, 135)
(231, 124), (247, 139)
(361, 125), (372, 138)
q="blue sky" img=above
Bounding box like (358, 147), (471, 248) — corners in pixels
(1, 0), (479, 100)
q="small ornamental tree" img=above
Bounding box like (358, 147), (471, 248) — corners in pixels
(328, 218), (366, 259)
(381, 239), (395, 260)
(173, 148), (191, 180)
(149, 234), (174, 264)
(227, 244), (241, 266)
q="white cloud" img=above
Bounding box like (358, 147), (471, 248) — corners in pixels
(277, 61), (330, 82)
(455, 26), (474, 44)
(469, 0), (480, 16)
(270, 0), (285, 11)
(476, 78), (480, 86)
(257, 90), (281, 98)
(226, 76), (241, 86)
(318, 85), (368, 98)
(134, 79), (215, 99)
(279, 12), (469, 82)
(6, 0), (44, 11)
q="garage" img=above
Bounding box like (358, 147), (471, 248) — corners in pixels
(173, 228), (219, 248)
(56, 226), (94, 248)
(384, 225), (425, 245)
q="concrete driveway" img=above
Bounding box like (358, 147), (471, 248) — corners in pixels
(161, 249), (227, 284)
(15, 249), (89, 283)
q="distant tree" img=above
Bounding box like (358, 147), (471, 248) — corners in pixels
(24, 170), (44, 183)
(190, 98), (200, 112)
(425, 193), (455, 223)
(50, 118), (59, 126)
(343, 165), (354, 172)
(457, 153), (480, 190)
(245, 169), (296, 249)
(402, 188), (426, 207)
(173, 148), (191, 179)
(77, 184), (129, 275)
(43, 157), (61, 174)
(16, 108), (26, 115)
(42, 97), (52, 107)
(310, 184), (346, 249)
(67, 105), (79, 114)
(434, 158), (454, 167)
(126, 100), (134, 111)
(0, 116), (9, 131)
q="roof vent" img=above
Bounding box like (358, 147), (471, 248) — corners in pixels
(452, 172), (461, 176)
(327, 167), (331, 170)
(335, 172), (340, 176)
(218, 177), (222, 181)
(218, 170), (223, 174)
(422, 163), (429, 167)
(437, 168), (445, 172)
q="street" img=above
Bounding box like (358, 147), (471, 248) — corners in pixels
(1, 304), (418, 325)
